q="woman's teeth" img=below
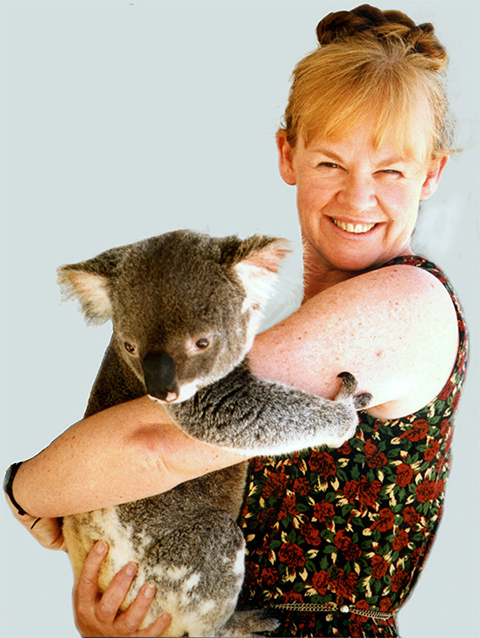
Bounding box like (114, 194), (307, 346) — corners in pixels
(332, 218), (376, 234)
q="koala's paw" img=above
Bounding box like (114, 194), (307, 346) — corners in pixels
(336, 372), (372, 411)
(221, 609), (280, 637)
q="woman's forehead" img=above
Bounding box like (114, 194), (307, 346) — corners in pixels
(300, 109), (431, 163)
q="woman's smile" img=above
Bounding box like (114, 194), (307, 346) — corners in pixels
(330, 217), (378, 235)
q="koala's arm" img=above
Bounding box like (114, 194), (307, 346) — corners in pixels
(167, 362), (369, 454)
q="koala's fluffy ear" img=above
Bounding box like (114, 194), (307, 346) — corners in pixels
(57, 247), (125, 324)
(229, 235), (291, 313)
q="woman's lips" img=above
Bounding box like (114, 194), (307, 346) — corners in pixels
(331, 217), (377, 234)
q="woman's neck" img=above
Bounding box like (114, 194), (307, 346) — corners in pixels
(301, 241), (359, 301)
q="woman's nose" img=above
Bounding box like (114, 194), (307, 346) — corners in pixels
(337, 173), (376, 212)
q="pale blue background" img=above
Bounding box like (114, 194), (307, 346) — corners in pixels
(1, 1), (478, 637)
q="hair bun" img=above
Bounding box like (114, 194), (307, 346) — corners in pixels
(316, 4), (447, 72)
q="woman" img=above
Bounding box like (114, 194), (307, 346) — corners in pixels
(4, 5), (468, 637)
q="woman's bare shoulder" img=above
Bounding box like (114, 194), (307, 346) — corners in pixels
(251, 263), (459, 420)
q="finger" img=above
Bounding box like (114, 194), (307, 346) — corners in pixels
(30, 517), (67, 551)
(137, 610), (172, 637)
(115, 583), (158, 635)
(96, 561), (138, 624)
(74, 541), (108, 610)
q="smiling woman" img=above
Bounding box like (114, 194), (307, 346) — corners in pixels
(1, 2), (475, 638)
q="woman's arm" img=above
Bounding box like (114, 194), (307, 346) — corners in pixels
(10, 263), (458, 519)
(12, 397), (248, 518)
(250, 264), (459, 419)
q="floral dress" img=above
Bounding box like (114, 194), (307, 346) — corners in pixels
(238, 256), (468, 637)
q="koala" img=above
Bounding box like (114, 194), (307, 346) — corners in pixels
(58, 230), (371, 637)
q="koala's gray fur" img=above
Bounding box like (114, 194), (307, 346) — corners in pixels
(58, 230), (371, 637)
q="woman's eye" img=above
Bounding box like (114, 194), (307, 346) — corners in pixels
(195, 338), (210, 350)
(124, 342), (136, 354)
(381, 169), (403, 176)
(318, 162), (341, 169)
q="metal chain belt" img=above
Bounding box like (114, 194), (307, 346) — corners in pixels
(271, 601), (396, 620)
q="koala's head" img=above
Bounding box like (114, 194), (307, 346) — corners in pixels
(58, 230), (289, 403)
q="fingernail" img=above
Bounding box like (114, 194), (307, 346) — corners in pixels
(144, 584), (156, 598)
(125, 562), (137, 577)
(94, 541), (108, 554)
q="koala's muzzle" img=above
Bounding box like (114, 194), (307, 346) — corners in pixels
(142, 351), (179, 402)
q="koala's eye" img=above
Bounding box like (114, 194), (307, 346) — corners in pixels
(195, 338), (210, 350)
(124, 342), (137, 354)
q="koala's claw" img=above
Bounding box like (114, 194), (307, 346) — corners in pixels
(353, 392), (373, 410)
(336, 371), (372, 410)
(221, 609), (280, 637)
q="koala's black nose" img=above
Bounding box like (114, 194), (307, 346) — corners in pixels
(142, 351), (179, 401)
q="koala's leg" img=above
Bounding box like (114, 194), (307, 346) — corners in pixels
(134, 511), (249, 637)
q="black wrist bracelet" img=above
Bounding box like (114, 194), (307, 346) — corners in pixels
(3, 462), (29, 516)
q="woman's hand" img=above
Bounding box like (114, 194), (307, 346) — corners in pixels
(5, 494), (66, 551)
(73, 541), (172, 637)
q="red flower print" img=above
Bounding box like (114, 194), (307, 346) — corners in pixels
(351, 617), (368, 636)
(411, 547), (424, 566)
(364, 439), (378, 456)
(334, 530), (362, 561)
(260, 567), (279, 587)
(391, 567), (409, 592)
(392, 529), (410, 551)
(296, 615), (317, 633)
(371, 554), (389, 579)
(257, 507), (279, 528)
(379, 597), (394, 612)
(277, 543), (305, 570)
(366, 451), (388, 469)
(262, 471), (289, 498)
(344, 477), (382, 511)
(293, 477), (310, 497)
(395, 463), (414, 487)
(439, 419), (451, 438)
(416, 480), (437, 503)
(424, 440), (440, 461)
(403, 506), (420, 527)
(337, 440), (352, 455)
(371, 508), (395, 532)
(313, 500), (335, 522)
(435, 479), (445, 499)
(357, 477), (382, 511)
(332, 568), (358, 599)
(308, 450), (337, 480)
(249, 457), (265, 472)
(399, 419), (429, 442)
(278, 494), (298, 521)
(344, 480), (359, 505)
(245, 561), (260, 583)
(282, 590), (304, 604)
(300, 522), (322, 546)
(312, 570), (331, 595)
(438, 378), (454, 401)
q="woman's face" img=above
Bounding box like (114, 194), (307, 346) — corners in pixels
(278, 125), (448, 274)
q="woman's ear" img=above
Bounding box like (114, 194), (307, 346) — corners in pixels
(276, 130), (297, 186)
(420, 154), (449, 201)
